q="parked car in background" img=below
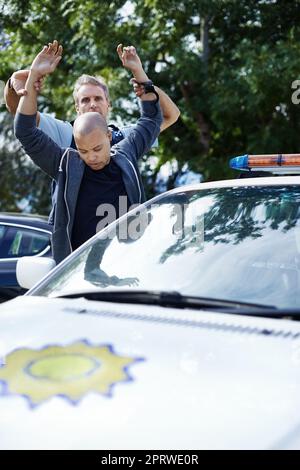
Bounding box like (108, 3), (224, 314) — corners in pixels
(1, 155), (300, 449)
(0, 213), (52, 302)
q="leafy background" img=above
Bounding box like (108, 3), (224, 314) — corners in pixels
(0, 0), (300, 213)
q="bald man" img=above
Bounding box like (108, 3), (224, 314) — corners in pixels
(14, 42), (162, 264)
(73, 112), (112, 170)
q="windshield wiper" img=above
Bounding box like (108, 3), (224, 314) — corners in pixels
(58, 289), (300, 318)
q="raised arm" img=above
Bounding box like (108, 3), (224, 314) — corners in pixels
(14, 41), (64, 179)
(4, 67), (73, 147)
(117, 44), (180, 131)
(17, 41), (62, 116)
(115, 99), (163, 164)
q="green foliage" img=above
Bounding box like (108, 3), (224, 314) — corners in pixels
(1, 0), (300, 213)
(0, 114), (52, 213)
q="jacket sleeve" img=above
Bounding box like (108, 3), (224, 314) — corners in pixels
(121, 124), (159, 149)
(14, 112), (64, 180)
(113, 100), (163, 162)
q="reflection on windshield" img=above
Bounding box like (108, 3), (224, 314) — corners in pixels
(84, 239), (139, 288)
(32, 186), (300, 309)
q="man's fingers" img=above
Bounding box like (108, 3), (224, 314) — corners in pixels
(52, 39), (58, 54)
(34, 76), (44, 85)
(134, 87), (144, 97)
(123, 45), (136, 55)
(48, 41), (62, 57)
(133, 85), (144, 93)
(49, 42), (58, 56)
(135, 90), (144, 97)
(16, 88), (27, 96)
(34, 77), (44, 91)
(13, 69), (30, 80)
(116, 43), (123, 61)
(130, 78), (144, 97)
(50, 55), (62, 71)
(41, 39), (63, 64)
(51, 40), (61, 56)
(133, 83), (144, 90)
(50, 42), (56, 55)
(34, 80), (43, 90)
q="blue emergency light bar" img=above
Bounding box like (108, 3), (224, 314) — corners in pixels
(230, 154), (300, 174)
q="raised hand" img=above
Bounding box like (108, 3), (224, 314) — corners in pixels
(116, 44), (143, 73)
(11, 69), (44, 96)
(30, 40), (63, 78)
(130, 78), (145, 97)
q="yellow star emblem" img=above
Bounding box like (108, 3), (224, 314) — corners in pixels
(0, 340), (142, 407)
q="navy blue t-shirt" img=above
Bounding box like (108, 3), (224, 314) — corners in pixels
(72, 160), (128, 250)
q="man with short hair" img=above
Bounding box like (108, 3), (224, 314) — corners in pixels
(14, 42), (163, 265)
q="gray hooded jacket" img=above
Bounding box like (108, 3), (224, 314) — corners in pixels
(15, 100), (162, 264)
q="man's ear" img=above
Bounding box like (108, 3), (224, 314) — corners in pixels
(75, 100), (80, 113)
(108, 129), (112, 142)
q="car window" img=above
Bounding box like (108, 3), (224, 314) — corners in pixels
(0, 226), (50, 258)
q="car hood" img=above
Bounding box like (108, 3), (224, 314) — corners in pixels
(1, 295), (300, 450)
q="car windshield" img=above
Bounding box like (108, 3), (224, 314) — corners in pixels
(30, 185), (300, 309)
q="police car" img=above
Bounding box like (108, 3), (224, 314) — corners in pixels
(0, 154), (300, 449)
(0, 213), (52, 302)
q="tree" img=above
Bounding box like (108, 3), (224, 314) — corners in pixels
(1, 0), (300, 213)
